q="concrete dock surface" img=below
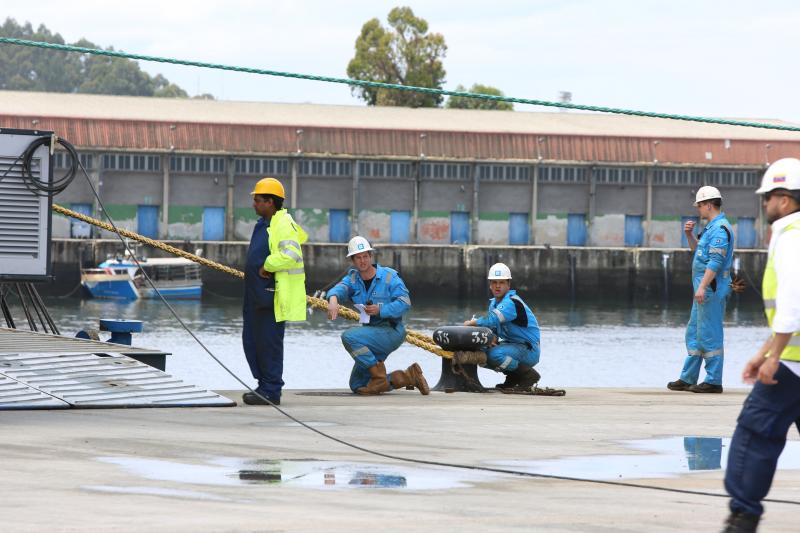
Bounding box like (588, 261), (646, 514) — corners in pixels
(2, 388), (798, 532)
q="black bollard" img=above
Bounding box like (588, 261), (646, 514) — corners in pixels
(432, 357), (486, 392)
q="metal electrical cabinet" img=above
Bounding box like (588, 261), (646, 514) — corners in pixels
(0, 129), (54, 280)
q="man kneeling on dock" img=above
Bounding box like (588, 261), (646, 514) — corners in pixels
(463, 263), (541, 391)
(326, 236), (429, 395)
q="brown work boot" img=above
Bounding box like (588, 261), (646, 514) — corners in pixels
(388, 363), (430, 395)
(356, 361), (391, 395)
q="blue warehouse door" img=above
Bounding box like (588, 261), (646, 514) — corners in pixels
(137, 205), (159, 239)
(681, 216), (700, 248)
(70, 203), (92, 238)
(329, 209), (350, 243)
(450, 212), (470, 244)
(390, 210), (411, 244)
(567, 214), (587, 246)
(737, 217), (755, 249)
(624, 215), (644, 247)
(202, 207), (225, 241)
(509, 213), (530, 245)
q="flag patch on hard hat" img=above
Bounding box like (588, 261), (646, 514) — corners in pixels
(774, 175), (787, 183)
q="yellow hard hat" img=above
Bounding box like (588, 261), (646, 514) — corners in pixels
(250, 177), (285, 198)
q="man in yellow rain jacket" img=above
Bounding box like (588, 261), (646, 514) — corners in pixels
(242, 177), (307, 406)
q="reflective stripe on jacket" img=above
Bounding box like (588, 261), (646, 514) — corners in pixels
(763, 219), (800, 362)
(263, 209), (308, 322)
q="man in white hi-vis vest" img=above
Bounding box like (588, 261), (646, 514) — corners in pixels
(722, 158), (800, 533)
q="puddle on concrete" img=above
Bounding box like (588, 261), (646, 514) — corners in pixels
(96, 456), (495, 490)
(490, 437), (800, 480)
(83, 484), (233, 501)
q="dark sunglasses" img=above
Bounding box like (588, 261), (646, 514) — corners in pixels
(763, 191), (793, 202)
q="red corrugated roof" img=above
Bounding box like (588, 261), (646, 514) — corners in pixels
(1, 114), (794, 165)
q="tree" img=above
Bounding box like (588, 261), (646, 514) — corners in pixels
(0, 18), (190, 98)
(446, 84), (513, 110)
(347, 7), (446, 108)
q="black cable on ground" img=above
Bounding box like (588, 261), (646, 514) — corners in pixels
(63, 153), (798, 507)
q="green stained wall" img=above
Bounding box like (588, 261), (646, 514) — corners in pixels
(294, 207), (329, 229)
(103, 204), (138, 221)
(478, 212), (510, 221)
(168, 205), (202, 224)
(235, 207), (259, 222)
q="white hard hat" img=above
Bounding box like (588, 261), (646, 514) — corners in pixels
(757, 158), (800, 194)
(487, 262), (512, 280)
(346, 236), (374, 257)
(694, 185), (722, 206)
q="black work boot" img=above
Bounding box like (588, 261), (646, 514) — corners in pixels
(496, 372), (520, 390)
(722, 511), (759, 533)
(689, 382), (723, 394)
(667, 379), (692, 391)
(511, 364), (541, 391)
(242, 392), (280, 406)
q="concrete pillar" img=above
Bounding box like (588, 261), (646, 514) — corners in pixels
(645, 166), (654, 247)
(225, 156), (235, 241)
(161, 154), (169, 239)
(412, 161), (420, 243)
(530, 163), (539, 245)
(587, 165), (596, 245)
(290, 157), (298, 210)
(352, 159), (360, 236)
(471, 163), (479, 244)
(84, 154), (101, 239)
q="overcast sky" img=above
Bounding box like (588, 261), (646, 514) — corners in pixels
(5, 1), (800, 122)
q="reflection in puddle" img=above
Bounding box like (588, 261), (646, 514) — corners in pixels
(96, 456), (492, 490)
(683, 437), (722, 470)
(491, 437), (800, 480)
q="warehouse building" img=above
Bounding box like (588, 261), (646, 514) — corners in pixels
(2, 90), (798, 248)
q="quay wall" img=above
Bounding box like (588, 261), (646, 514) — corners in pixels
(46, 239), (766, 303)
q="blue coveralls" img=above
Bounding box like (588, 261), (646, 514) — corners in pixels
(475, 290), (541, 374)
(242, 217), (286, 400)
(678, 212), (734, 386)
(327, 265), (412, 392)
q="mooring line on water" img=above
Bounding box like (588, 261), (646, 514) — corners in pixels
(52, 172), (798, 507)
(3, 36), (800, 132)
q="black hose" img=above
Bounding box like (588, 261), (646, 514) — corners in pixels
(16, 135), (79, 197)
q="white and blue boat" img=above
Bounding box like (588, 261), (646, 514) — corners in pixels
(81, 254), (203, 300)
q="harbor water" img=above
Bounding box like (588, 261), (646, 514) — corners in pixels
(40, 294), (769, 392)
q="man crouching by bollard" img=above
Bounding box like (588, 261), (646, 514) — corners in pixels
(326, 236), (429, 396)
(463, 263), (541, 391)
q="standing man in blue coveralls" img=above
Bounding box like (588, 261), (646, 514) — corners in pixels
(668, 186), (734, 394)
(241, 177), (307, 406)
(326, 236), (429, 396)
(722, 159), (800, 533)
(463, 263), (541, 391)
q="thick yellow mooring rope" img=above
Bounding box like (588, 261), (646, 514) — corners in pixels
(53, 204), (453, 359)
